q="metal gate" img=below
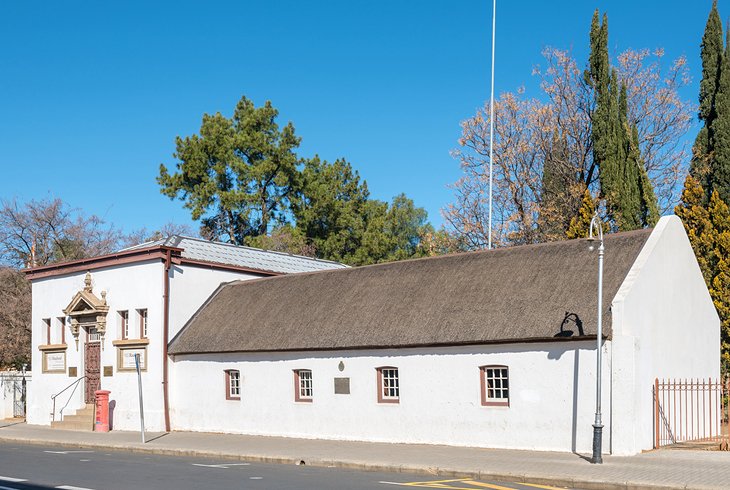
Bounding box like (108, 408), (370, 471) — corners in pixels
(654, 378), (728, 448)
(12, 376), (26, 417)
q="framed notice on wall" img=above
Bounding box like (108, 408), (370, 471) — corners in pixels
(43, 351), (66, 373)
(118, 347), (147, 371)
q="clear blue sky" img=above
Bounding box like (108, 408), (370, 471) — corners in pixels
(0, 1), (711, 235)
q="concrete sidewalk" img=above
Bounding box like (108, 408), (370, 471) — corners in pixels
(1, 420), (729, 490)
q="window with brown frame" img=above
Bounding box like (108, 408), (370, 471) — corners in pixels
(138, 309), (148, 338)
(376, 366), (400, 404)
(56, 316), (66, 345)
(119, 310), (129, 339)
(480, 365), (509, 407)
(293, 369), (313, 402)
(43, 318), (51, 344)
(225, 370), (241, 400)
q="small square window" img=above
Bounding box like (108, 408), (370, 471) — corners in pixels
(377, 367), (399, 403)
(294, 369), (313, 402)
(480, 365), (509, 407)
(226, 370), (240, 400)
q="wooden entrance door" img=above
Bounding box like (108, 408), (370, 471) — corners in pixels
(84, 342), (100, 403)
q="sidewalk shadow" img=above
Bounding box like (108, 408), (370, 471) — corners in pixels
(144, 432), (170, 443)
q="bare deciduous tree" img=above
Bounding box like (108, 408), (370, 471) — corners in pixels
(444, 47), (693, 248)
(0, 198), (120, 268)
(0, 267), (31, 369)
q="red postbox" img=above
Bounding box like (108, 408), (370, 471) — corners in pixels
(94, 390), (111, 432)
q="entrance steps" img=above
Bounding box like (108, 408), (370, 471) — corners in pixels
(51, 404), (94, 431)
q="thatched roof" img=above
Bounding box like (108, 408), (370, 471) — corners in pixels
(168, 228), (652, 355)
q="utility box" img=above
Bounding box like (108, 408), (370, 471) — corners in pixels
(94, 390), (111, 432)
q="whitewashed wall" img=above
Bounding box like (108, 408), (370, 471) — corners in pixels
(170, 341), (611, 453)
(0, 372), (31, 419)
(167, 265), (261, 338)
(27, 261), (165, 429)
(28, 259), (266, 432)
(610, 216), (720, 455)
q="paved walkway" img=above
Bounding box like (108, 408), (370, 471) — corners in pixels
(1, 419), (729, 490)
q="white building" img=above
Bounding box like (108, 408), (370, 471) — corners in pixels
(26, 216), (720, 456)
(24, 236), (346, 431)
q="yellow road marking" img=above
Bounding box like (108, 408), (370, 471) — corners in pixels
(462, 481), (520, 490)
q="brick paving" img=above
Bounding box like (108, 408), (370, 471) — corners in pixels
(2, 419), (729, 489)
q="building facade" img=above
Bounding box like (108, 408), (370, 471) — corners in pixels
(25, 217), (720, 456)
(24, 237), (345, 431)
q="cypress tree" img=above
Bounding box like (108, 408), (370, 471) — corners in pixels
(586, 10), (658, 231)
(690, 0), (724, 197)
(711, 27), (730, 203)
(540, 131), (579, 239)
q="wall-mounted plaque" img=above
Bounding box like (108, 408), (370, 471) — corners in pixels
(117, 346), (146, 371)
(103, 365), (113, 377)
(334, 377), (350, 394)
(68, 367), (77, 377)
(43, 351), (66, 373)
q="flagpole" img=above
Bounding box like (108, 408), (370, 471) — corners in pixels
(488, 0), (496, 249)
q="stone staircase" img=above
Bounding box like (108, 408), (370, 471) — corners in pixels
(51, 404), (95, 431)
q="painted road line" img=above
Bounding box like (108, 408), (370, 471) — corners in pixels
(249, 477), (263, 480)
(379, 479), (479, 489)
(520, 485), (565, 490)
(44, 451), (94, 455)
(463, 481), (520, 490)
(0, 476), (26, 483)
(56, 485), (96, 490)
(0, 486), (24, 490)
(191, 463), (251, 469)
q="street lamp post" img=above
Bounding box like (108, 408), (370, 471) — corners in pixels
(588, 211), (604, 464)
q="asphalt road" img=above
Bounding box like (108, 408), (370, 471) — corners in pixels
(0, 441), (577, 490)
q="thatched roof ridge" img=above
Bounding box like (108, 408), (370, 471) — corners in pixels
(168, 228), (653, 355)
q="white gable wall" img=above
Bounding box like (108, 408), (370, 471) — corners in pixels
(169, 341), (610, 453)
(167, 265), (264, 339)
(610, 216), (720, 455)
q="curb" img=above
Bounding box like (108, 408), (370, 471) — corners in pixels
(0, 434), (710, 490)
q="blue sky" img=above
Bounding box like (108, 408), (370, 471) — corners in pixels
(0, 1), (712, 235)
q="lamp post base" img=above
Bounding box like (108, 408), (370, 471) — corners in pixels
(591, 423), (603, 464)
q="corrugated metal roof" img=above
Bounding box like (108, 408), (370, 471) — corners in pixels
(121, 236), (348, 274)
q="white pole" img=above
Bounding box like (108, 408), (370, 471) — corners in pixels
(488, 0), (496, 250)
(135, 353), (146, 443)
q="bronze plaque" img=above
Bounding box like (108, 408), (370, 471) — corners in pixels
(103, 365), (114, 377)
(334, 377), (350, 394)
(68, 367), (77, 377)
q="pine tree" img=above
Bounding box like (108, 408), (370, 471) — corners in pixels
(690, 0), (724, 198)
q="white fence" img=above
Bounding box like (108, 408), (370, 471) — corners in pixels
(0, 371), (31, 420)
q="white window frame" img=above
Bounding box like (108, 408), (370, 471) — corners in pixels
(138, 309), (148, 338)
(119, 310), (129, 339)
(377, 366), (400, 403)
(480, 365), (509, 407)
(294, 369), (313, 402)
(226, 370), (241, 400)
